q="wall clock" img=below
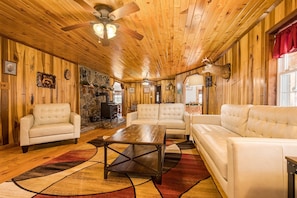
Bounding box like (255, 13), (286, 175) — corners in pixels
(64, 69), (71, 80)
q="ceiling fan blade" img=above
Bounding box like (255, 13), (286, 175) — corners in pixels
(118, 25), (144, 40)
(73, 0), (101, 17)
(61, 21), (92, 31)
(108, 2), (140, 21)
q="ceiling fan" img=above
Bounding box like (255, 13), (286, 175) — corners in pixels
(61, 0), (144, 46)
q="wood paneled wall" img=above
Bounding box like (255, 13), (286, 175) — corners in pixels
(123, 83), (156, 115)
(0, 37), (79, 146)
(176, 0), (297, 114)
(123, 79), (175, 115)
(1, 0), (296, 147)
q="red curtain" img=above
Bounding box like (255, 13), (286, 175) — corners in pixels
(273, 22), (297, 58)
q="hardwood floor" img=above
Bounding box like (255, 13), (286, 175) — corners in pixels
(0, 123), (222, 197)
(0, 125), (121, 184)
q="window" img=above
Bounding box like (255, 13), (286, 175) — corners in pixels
(278, 52), (297, 106)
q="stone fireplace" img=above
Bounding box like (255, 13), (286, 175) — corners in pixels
(79, 66), (112, 127)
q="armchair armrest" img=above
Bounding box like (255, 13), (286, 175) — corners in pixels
(126, 111), (138, 127)
(227, 137), (297, 198)
(20, 114), (34, 146)
(70, 112), (81, 138)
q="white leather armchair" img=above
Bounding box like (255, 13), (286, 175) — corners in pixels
(20, 103), (81, 153)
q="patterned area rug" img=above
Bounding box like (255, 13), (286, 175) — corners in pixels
(0, 137), (221, 197)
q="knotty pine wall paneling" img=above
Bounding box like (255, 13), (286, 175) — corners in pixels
(207, 0), (297, 113)
(124, 82), (156, 115)
(174, 0), (296, 114)
(0, 37), (79, 147)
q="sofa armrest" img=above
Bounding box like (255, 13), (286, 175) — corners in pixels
(20, 114), (34, 146)
(227, 137), (297, 198)
(126, 111), (138, 127)
(184, 112), (190, 135)
(70, 112), (81, 138)
(191, 114), (221, 125)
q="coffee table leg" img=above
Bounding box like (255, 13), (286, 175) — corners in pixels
(156, 145), (162, 184)
(104, 142), (108, 179)
(287, 160), (296, 198)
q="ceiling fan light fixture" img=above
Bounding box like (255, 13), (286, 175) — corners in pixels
(93, 23), (104, 38)
(106, 24), (117, 38)
(142, 79), (149, 86)
(93, 23), (117, 39)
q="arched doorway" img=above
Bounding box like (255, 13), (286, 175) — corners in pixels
(184, 74), (204, 114)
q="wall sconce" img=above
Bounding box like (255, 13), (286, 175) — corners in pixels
(205, 76), (212, 87)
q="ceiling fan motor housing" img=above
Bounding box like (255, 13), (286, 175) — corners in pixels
(94, 4), (114, 21)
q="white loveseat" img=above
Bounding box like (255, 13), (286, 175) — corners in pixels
(191, 104), (297, 198)
(126, 103), (190, 139)
(20, 103), (81, 153)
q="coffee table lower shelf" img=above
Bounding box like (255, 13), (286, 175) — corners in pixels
(104, 144), (164, 184)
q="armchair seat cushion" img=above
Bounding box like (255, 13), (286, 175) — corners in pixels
(29, 123), (74, 138)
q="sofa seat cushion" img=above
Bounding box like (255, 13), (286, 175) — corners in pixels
(193, 124), (241, 180)
(29, 123), (74, 138)
(158, 119), (185, 129)
(131, 119), (159, 126)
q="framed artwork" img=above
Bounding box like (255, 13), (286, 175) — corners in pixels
(144, 87), (150, 93)
(37, 72), (56, 89)
(129, 87), (135, 93)
(3, 60), (17, 75)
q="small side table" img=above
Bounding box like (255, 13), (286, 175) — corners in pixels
(286, 156), (297, 198)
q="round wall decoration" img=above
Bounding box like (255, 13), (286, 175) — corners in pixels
(64, 69), (71, 80)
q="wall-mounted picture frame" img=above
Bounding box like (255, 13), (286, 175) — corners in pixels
(3, 60), (17, 75)
(129, 87), (135, 93)
(144, 87), (150, 93)
(37, 72), (56, 89)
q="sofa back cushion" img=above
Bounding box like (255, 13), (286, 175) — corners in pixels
(246, 105), (297, 138)
(221, 104), (252, 136)
(137, 104), (160, 120)
(33, 103), (71, 125)
(159, 103), (184, 120)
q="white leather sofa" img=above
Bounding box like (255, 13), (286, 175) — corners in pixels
(20, 103), (81, 153)
(126, 103), (190, 139)
(191, 104), (297, 198)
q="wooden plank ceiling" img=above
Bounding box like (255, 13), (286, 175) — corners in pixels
(0, 0), (280, 82)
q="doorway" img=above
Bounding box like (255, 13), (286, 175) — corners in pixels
(155, 85), (161, 103)
(184, 75), (203, 114)
(113, 82), (123, 118)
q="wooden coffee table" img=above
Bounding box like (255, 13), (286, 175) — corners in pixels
(103, 124), (166, 184)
